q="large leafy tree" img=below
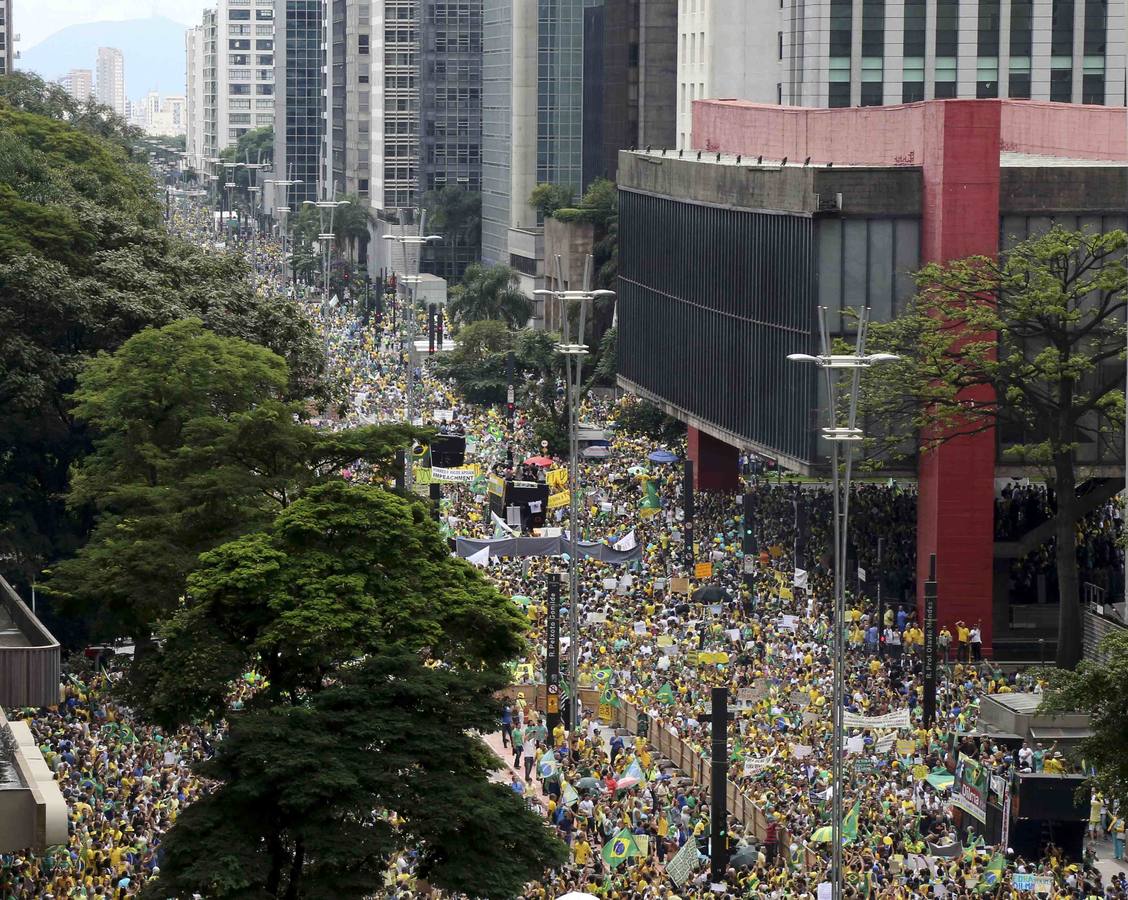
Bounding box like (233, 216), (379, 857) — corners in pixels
(43, 320), (412, 640)
(861, 226), (1127, 668)
(421, 184), (482, 279)
(142, 654), (566, 900)
(0, 87), (321, 586)
(1041, 630), (1128, 811)
(135, 481), (564, 897)
(447, 263), (533, 330)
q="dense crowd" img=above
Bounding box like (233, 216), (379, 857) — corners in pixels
(4, 197), (1125, 900)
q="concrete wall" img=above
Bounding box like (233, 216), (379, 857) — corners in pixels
(0, 710), (67, 853)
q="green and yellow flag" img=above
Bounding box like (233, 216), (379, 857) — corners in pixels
(656, 683), (676, 705)
(980, 852), (1005, 890)
(593, 668), (614, 686)
(602, 828), (639, 869)
(842, 799), (861, 844)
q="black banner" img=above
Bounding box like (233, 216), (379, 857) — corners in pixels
(545, 576), (561, 733)
(923, 554), (938, 728)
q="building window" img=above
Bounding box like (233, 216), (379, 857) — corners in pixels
(977, 0), (1000, 57)
(860, 82), (883, 105)
(1082, 73), (1105, 103)
(1051, 0), (1074, 57)
(828, 82), (850, 107)
(1009, 72), (1032, 98)
(359, 34), (370, 54)
(935, 0), (959, 57)
(829, 0), (851, 58)
(902, 82), (925, 102)
(1050, 68), (1072, 101)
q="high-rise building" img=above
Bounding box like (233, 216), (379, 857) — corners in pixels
(583, 0), (676, 181)
(186, 25), (206, 171)
(272, 0), (323, 207)
(483, 0), (672, 297)
(676, 0), (1127, 146)
(0, 0), (13, 77)
(96, 47), (126, 116)
(192, 0), (277, 164)
(418, 0), (484, 279)
(60, 69), (94, 103)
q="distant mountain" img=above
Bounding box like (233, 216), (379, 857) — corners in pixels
(18, 17), (188, 97)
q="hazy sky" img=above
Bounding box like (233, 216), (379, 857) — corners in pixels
(15, 0), (210, 50)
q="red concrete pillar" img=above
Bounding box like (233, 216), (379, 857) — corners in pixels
(915, 101), (1000, 655)
(686, 426), (740, 492)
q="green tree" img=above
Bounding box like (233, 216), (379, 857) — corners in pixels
(0, 101), (321, 585)
(529, 182), (575, 219)
(1040, 630), (1128, 810)
(421, 184), (482, 279)
(141, 653), (566, 900)
(43, 320), (412, 640)
(861, 226), (1127, 668)
(447, 262), (533, 329)
(330, 195), (372, 265)
(134, 481), (565, 897)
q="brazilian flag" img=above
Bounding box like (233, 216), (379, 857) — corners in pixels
(842, 799), (861, 844)
(656, 682), (676, 705)
(593, 668), (614, 687)
(979, 852), (1005, 891)
(602, 828), (639, 869)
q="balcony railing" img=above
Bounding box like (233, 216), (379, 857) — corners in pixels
(0, 575), (60, 709)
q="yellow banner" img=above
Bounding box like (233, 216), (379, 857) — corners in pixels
(546, 468), (569, 490)
(547, 491), (571, 510)
(488, 474), (505, 497)
(694, 561), (714, 579)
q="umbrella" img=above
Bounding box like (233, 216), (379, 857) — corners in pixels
(648, 449), (678, 463)
(729, 846), (760, 869)
(557, 893), (599, 900)
(627, 465), (649, 475)
(511, 595), (532, 607)
(523, 455), (554, 467)
(692, 585), (732, 604)
(576, 776), (603, 793)
(615, 775), (642, 791)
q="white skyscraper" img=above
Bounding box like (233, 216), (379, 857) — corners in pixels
(188, 0), (275, 163)
(95, 47), (126, 116)
(186, 25), (206, 171)
(0, 0), (14, 77)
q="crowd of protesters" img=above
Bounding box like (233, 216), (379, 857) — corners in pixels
(4, 198), (1126, 900)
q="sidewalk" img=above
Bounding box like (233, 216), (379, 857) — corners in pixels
(483, 730), (548, 804)
(1088, 836), (1128, 885)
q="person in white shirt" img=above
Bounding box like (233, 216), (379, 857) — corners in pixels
(970, 623), (983, 661)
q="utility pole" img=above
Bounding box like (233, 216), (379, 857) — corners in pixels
(923, 554), (938, 727)
(710, 686), (730, 882)
(787, 308), (898, 900)
(535, 256), (615, 729)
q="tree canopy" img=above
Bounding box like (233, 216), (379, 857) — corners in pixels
(0, 80), (322, 588)
(447, 263), (533, 330)
(861, 226), (1127, 667)
(42, 320), (411, 640)
(132, 481), (563, 898)
(1041, 630), (1128, 811)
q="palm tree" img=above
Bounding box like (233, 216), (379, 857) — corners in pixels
(447, 263), (533, 330)
(332, 195), (373, 267)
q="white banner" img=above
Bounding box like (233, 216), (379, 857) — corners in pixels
(874, 733), (896, 754)
(793, 567), (809, 589)
(842, 709), (911, 730)
(665, 834), (701, 887)
(431, 466), (476, 483)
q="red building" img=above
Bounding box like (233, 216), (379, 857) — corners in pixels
(616, 100), (1128, 654)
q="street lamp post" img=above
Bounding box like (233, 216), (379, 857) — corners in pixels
(383, 224), (443, 489)
(266, 177), (302, 287)
(243, 158), (267, 289)
(787, 306), (898, 900)
(302, 199), (351, 302)
(535, 255), (615, 729)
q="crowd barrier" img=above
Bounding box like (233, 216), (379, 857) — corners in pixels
(500, 682), (825, 873)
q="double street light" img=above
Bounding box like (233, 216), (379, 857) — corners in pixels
(535, 256), (615, 729)
(383, 226), (442, 489)
(302, 199), (351, 304)
(265, 177), (303, 286)
(787, 306), (897, 900)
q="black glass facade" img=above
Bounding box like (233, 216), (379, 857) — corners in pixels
(282, 0), (322, 205)
(420, 0), (483, 280)
(617, 189), (816, 463)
